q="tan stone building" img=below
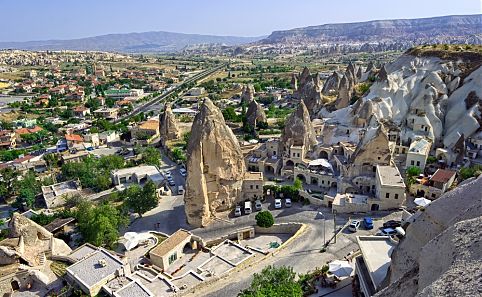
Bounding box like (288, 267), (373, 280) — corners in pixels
(148, 229), (193, 271)
(242, 172), (264, 201)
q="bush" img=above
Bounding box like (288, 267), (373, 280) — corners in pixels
(255, 210), (274, 228)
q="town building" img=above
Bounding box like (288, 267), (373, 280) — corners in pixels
(66, 247), (130, 296)
(111, 165), (164, 188)
(41, 179), (82, 209)
(148, 229), (193, 271)
(94, 107), (120, 120)
(405, 137), (431, 170)
(410, 169), (456, 200)
(242, 172), (264, 201)
(353, 236), (396, 297)
(131, 119), (160, 143)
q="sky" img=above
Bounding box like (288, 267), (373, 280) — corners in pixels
(1, 0), (481, 42)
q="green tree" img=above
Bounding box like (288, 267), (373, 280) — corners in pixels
(76, 201), (127, 248)
(255, 210), (274, 228)
(141, 147), (161, 166)
(293, 178), (302, 190)
(459, 165), (482, 181)
(405, 166), (422, 187)
(123, 181), (158, 217)
(239, 265), (303, 297)
(14, 171), (40, 207)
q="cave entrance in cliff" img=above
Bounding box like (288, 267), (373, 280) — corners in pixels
(11, 280), (20, 291)
(319, 151), (329, 159)
(183, 242), (192, 254)
(296, 174), (306, 184)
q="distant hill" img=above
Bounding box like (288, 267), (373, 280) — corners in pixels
(0, 31), (264, 53)
(260, 14), (482, 45)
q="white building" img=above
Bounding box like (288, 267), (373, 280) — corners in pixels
(111, 165), (164, 188)
(405, 137), (431, 170)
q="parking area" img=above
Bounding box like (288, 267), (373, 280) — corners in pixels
(240, 233), (291, 253)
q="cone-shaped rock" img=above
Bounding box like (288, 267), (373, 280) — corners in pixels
(184, 98), (246, 227)
(280, 100), (317, 155)
(246, 100), (267, 127)
(159, 104), (181, 145)
(240, 84), (255, 105)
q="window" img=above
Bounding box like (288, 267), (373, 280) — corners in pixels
(411, 160), (414, 165)
(322, 180), (325, 184)
(255, 185), (259, 189)
(395, 194), (399, 199)
(168, 252), (177, 265)
(385, 193), (390, 198)
(250, 185), (253, 190)
(432, 193), (436, 198)
(416, 161), (420, 166)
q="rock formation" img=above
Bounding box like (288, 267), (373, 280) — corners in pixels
(322, 71), (342, 95)
(292, 67), (324, 117)
(280, 100), (317, 155)
(159, 104), (181, 145)
(184, 98), (246, 227)
(375, 176), (482, 297)
(240, 84), (255, 105)
(334, 75), (352, 109)
(9, 212), (51, 245)
(245, 100), (267, 127)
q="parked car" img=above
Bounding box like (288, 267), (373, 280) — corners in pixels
(164, 171), (172, 178)
(363, 217), (374, 229)
(285, 198), (292, 207)
(177, 185), (184, 195)
(348, 220), (361, 232)
(168, 180), (175, 186)
(383, 220), (401, 229)
(274, 199), (282, 209)
(311, 194), (324, 200)
(179, 168), (187, 177)
(234, 206), (242, 217)
(244, 201), (252, 214)
(377, 227), (397, 236)
(255, 200), (262, 211)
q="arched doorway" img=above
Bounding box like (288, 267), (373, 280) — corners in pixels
(311, 177), (319, 186)
(417, 190), (425, 197)
(319, 151), (329, 159)
(296, 174), (306, 183)
(265, 165), (274, 174)
(371, 204), (380, 211)
(285, 160), (294, 168)
(183, 242), (192, 254)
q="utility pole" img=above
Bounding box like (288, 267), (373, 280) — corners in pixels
(333, 211), (337, 244)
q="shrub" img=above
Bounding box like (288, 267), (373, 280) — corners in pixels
(255, 210), (274, 228)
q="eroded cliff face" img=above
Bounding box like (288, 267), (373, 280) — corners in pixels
(184, 98), (245, 227)
(159, 104), (181, 144)
(280, 100), (317, 155)
(375, 176), (482, 297)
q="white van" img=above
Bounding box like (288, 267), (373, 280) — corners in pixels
(177, 185), (185, 195)
(244, 201), (252, 214)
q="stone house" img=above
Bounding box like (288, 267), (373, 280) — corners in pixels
(148, 229), (193, 271)
(242, 172), (264, 201)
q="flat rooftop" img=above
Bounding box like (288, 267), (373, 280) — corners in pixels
(408, 138), (431, 154)
(244, 171), (263, 181)
(67, 248), (124, 287)
(356, 236), (396, 290)
(376, 165), (405, 188)
(114, 279), (153, 297)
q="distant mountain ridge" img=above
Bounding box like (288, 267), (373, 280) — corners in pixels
(0, 31), (264, 53)
(260, 14), (482, 45)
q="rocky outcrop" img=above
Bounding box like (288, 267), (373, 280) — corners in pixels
(184, 98), (246, 227)
(375, 176), (482, 297)
(246, 100), (267, 127)
(293, 67), (324, 117)
(322, 71), (342, 95)
(159, 104), (181, 145)
(240, 84), (255, 105)
(9, 213), (51, 246)
(334, 75), (352, 109)
(280, 100), (317, 155)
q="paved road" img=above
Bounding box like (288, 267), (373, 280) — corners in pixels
(113, 64), (226, 123)
(124, 187), (400, 296)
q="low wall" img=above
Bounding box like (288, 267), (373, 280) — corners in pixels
(254, 222), (303, 235)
